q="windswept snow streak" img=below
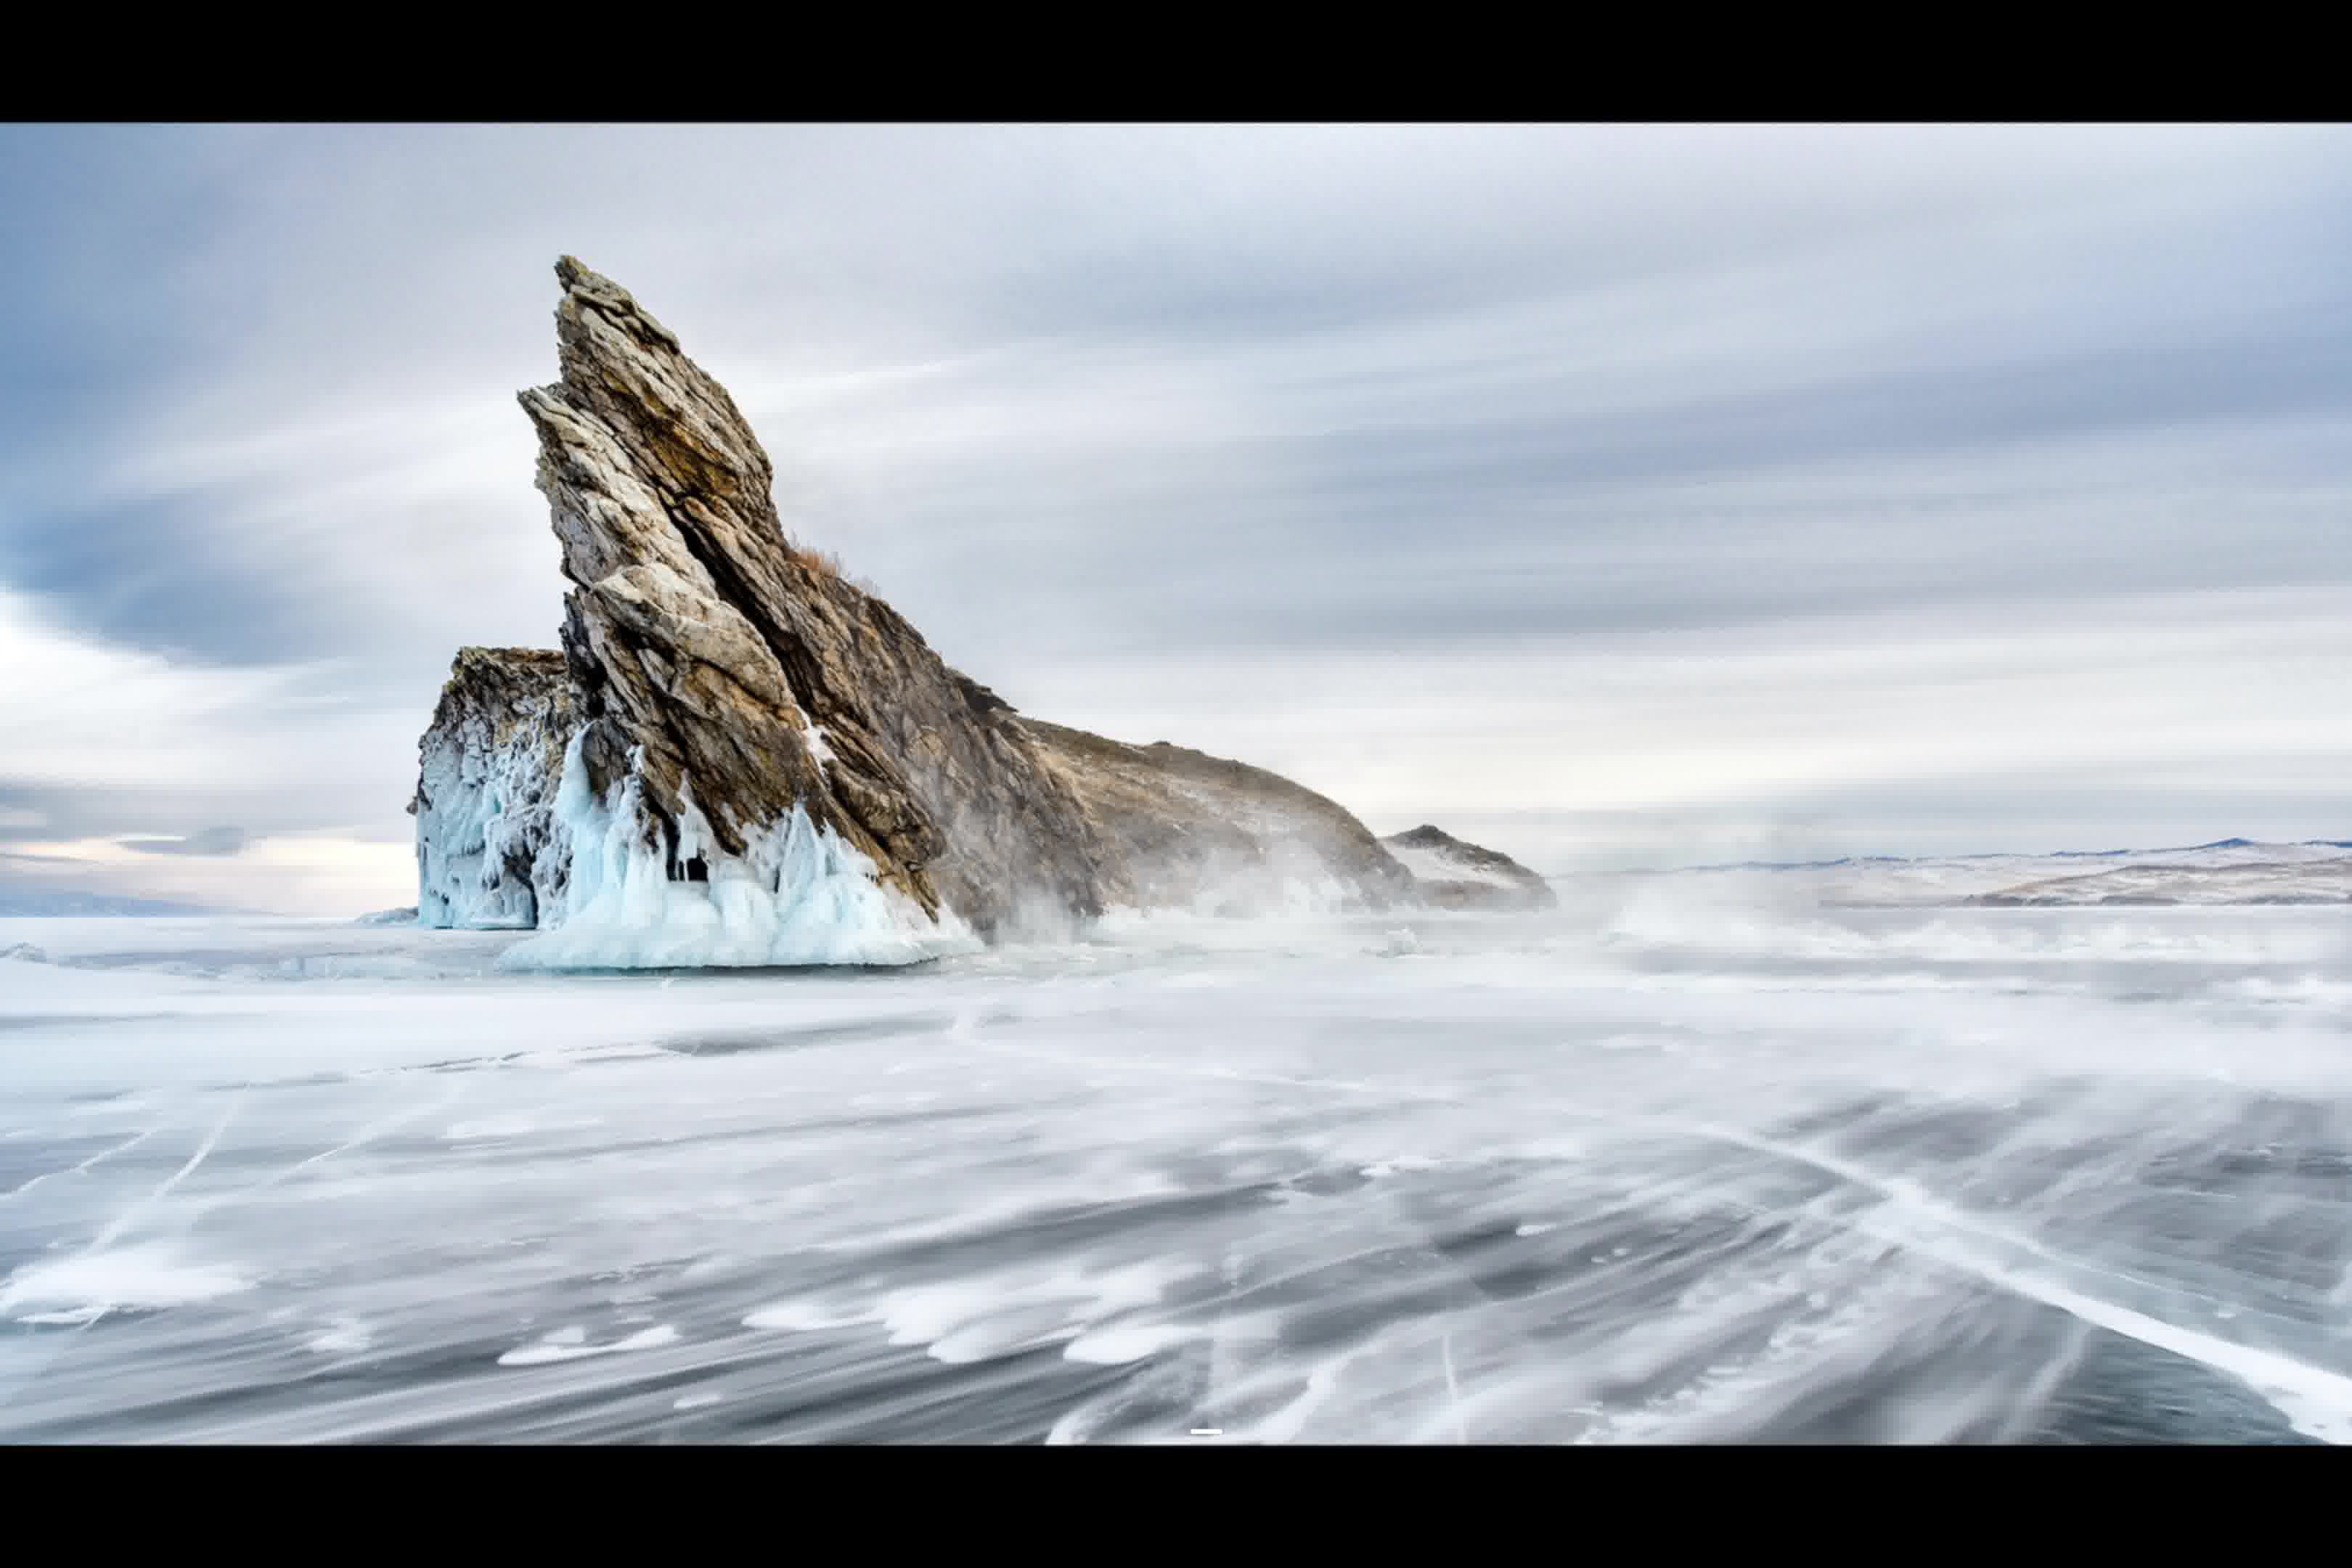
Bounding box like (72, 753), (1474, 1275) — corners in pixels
(7, 890), (2352, 1443)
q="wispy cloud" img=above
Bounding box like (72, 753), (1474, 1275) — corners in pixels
(120, 826), (250, 857)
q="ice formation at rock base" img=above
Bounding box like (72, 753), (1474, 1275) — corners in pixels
(412, 648), (576, 931)
(497, 735), (981, 971)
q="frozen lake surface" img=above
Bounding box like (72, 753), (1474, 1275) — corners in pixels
(5, 879), (2352, 1443)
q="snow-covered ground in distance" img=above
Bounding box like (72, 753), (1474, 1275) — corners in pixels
(1648, 838), (2352, 907)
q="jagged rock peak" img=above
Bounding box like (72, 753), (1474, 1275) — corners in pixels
(511, 256), (1118, 944)
(554, 256), (679, 350)
(517, 257), (919, 904)
(542, 256), (776, 550)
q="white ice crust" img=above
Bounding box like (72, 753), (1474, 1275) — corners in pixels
(496, 733), (979, 972)
(414, 703), (572, 931)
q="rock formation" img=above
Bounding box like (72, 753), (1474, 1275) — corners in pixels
(412, 646), (577, 928)
(1018, 721), (1416, 917)
(1379, 825), (1557, 911)
(412, 258), (1551, 963)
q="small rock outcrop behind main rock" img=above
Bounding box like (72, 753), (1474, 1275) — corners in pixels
(412, 647), (577, 929)
(1379, 825), (1557, 910)
(412, 258), (1448, 963)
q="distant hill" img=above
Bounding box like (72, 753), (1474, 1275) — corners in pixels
(1650, 838), (2352, 908)
(0, 889), (234, 917)
(1672, 838), (2349, 875)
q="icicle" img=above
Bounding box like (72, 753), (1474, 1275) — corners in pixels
(497, 733), (978, 971)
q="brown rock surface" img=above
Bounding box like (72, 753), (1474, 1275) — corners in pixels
(1019, 720), (1418, 916)
(519, 256), (1107, 936)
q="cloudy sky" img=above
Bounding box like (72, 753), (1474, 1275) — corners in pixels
(4, 124), (2350, 914)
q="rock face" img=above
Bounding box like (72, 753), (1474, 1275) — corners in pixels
(1379, 825), (1557, 911)
(411, 647), (577, 928)
(1019, 721), (1417, 917)
(411, 258), (1543, 962)
(508, 256), (1127, 958)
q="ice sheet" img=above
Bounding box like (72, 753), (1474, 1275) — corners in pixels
(7, 883), (2352, 1444)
